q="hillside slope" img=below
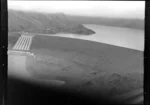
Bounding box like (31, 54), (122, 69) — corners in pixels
(8, 10), (95, 35)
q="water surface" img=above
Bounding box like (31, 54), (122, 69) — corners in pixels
(54, 24), (144, 51)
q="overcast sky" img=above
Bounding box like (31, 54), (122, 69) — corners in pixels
(8, 1), (145, 19)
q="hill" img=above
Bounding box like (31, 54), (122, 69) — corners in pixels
(8, 33), (143, 104)
(29, 35), (143, 97)
(66, 15), (144, 30)
(8, 10), (95, 35)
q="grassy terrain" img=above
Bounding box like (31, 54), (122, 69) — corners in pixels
(26, 35), (143, 96)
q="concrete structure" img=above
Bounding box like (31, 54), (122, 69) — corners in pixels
(10, 34), (35, 56)
(13, 34), (33, 51)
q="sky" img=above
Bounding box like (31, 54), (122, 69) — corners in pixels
(8, 1), (145, 19)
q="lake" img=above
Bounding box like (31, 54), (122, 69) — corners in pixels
(54, 24), (144, 51)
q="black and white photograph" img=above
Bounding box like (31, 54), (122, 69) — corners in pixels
(7, 1), (145, 105)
